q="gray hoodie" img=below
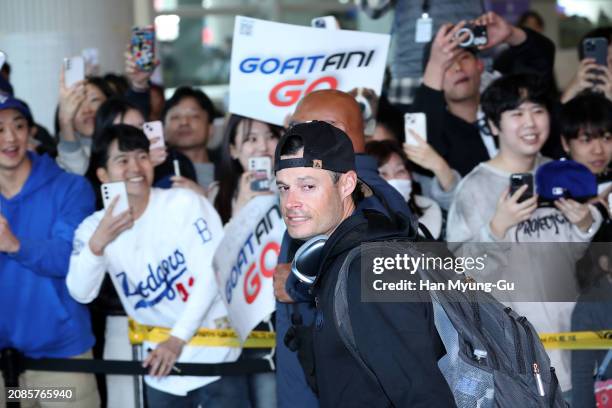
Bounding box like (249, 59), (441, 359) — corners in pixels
(447, 156), (603, 392)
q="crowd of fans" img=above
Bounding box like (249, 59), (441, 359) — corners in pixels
(0, 5), (611, 408)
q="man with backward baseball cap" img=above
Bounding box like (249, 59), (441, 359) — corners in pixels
(274, 120), (455, 407)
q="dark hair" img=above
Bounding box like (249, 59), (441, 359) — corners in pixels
(578, 27), (612, 59)
(375, 95), (405, 143)
(93, 97), (143, 142)
(364, 140), (425, 217)
(163, 86), (216, 124)
(560, 92), (612, 141)
(481, 73), (551, 129)
(214, 114), (283, 224)
(149, 83), (166, 120)
(85, 124), (150, 209)
(103, 73), (130, 96)
(1, 61), (11, 77)
(517, 10), (544, 30)
(86, 76), (114, 99)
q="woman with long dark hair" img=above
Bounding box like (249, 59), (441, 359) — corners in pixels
(211, 114), (283, 224)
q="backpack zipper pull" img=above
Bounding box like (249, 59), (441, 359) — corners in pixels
(533, 363), (545, 396)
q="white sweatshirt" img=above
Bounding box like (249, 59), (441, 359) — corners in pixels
(67, 188), (240, 395)
(447, 157), (603, 392)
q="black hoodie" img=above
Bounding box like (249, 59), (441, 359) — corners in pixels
(309, 210), (456, 407)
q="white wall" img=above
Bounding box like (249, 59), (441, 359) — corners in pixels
(0, 0), (134, 131)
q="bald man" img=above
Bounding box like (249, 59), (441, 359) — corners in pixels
(274, 90), (412, 408)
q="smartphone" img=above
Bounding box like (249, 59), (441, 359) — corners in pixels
(509, 173), (534, 203)
(101, 182), (129, 217)
(63, 56), (85, 88)
(404, 113), (427, 146)
(311, 16), (340, 30)
(131, 26), (156, 72)
(248, 157), (272, 192)
(583, 37), (608, 66)
(143, 121), (165, 149)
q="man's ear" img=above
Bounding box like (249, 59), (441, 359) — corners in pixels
(96, 167), (110, 184)
(339, 171), (358, 200)
(488, 119), (500, 137)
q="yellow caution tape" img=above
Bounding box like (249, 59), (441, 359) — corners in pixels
(539, 330), (612, 350)
(128, 319), (276, 348)
(128, 318), (611, 351)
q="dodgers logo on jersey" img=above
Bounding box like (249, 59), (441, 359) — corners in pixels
(116, 249), (189, 309)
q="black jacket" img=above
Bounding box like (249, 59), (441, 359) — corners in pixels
(412, 28), (558, 176)
(310, 210), (455, 407)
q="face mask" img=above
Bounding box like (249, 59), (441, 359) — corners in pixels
(386, 179), (412, 202)
(291, 235), (328, 285)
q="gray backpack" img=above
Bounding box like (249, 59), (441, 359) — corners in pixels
(333, 243), (567, 408)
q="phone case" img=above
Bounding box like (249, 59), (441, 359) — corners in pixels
(64, 56), (85, 88)
(101, 182), (129, 217)
(509, 173), (534, 203)
(143, 121), (165, 149)
(131, 26), (155, 72)
(583, 37), (608, 66)
(248, 157), (272, 191)
(404, 113), (427, 146)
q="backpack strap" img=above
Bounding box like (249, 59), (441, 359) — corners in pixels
(596, 349), (612, 380)
(333, 246), (391, 401)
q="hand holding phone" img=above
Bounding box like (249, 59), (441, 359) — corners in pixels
(582, 37), (609, 87)
(248, 157), (272, 192)
(509, 173), (534, 203)
(64, 56), (85, 88)
(404, 113), (427, 146)
(101, 182), (129, 217)
(143, 121), (165, 149)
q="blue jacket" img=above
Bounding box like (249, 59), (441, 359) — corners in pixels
(275, 154), (412, 407)
(0, 153), (96, 358)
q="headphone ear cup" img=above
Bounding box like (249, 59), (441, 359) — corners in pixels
(291, 235), (328, 285)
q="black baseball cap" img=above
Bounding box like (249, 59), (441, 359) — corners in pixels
(274, 120), (373, 197)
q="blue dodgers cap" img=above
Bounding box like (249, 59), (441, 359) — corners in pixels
(536, 159), (597, 205)
(0, 94), (31, 120)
